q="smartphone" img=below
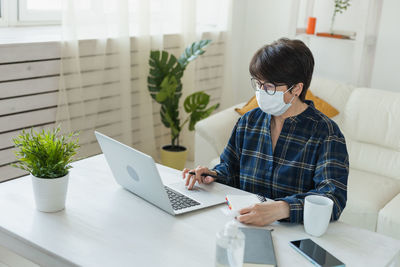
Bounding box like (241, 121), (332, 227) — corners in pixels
(290, 238), (345, 267)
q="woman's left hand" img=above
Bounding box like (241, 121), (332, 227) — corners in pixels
(237, 201), (290, 226)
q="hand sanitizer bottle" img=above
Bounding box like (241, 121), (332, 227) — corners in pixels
(215, 220), (245, 267)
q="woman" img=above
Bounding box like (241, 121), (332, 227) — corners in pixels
(182, 38), (349, 226)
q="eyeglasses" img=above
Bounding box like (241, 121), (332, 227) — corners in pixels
(251, 78), (278, 95)
(251, 78), (294, 95)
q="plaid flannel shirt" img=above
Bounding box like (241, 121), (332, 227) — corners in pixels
(212, 101), (349, 223)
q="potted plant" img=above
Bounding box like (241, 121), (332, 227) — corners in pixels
(12, 126), (79, 212)
(148, 40), (220, 170)
(330, 0), (351, 34)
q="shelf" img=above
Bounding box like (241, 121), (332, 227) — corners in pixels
(295, 33), (356, 44)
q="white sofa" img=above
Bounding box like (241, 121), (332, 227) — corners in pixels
(194, 76), (400, 239)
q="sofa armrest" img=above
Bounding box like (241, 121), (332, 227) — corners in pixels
(194, 132), (220, 168)
(194, 103), (244, 166)
(377, 192), (400, 239)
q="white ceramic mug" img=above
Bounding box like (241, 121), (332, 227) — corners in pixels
(304, 195), (333, 237)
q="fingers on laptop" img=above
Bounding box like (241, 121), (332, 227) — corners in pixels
(183, 168), (196, 188)
(182, 168), (189, 179)
(189, 166), (203, 189)
(186, 166), (209, 190)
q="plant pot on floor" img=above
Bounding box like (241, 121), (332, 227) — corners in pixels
(160, 145), (188, 170)
(31, 173), (69, 212)
(147, 40), (220, 173)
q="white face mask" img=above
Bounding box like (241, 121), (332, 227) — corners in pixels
(255, 86), (295, 116)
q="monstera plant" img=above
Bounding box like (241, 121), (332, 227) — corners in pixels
(148, 40), (219, 169)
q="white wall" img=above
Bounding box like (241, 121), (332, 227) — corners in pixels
(371, 0), (400, 92)
(229, 0), (366, 103)
(230, 0), (293, 104)
(303, 37), (356, 83)
(312, 0), (363, 34)
(304, 0), (366, 84)
(230, 0), (400, 100)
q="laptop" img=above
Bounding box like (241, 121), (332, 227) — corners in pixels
(95, 131), (247, 215)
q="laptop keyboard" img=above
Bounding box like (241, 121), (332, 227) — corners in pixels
(164, 186), (200, 211)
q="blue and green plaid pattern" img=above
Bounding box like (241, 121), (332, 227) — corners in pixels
(212, 101), (349, 223)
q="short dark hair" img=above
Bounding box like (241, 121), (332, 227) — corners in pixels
(249, 38), (314, 102)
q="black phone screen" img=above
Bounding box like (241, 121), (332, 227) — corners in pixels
(290, 239), (345, 267)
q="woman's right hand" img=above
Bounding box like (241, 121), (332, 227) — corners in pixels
(182, 166), (217, 190)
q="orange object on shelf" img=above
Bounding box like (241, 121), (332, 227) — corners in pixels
(316, 32), (351, 39)
(306, 17), (316, 34)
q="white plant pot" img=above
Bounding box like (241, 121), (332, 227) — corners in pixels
(31, 173), (69, 212)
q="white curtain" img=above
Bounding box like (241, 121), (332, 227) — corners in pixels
(56, 0), (232, 162)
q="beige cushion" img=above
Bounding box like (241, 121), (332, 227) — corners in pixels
(234, 96), (258, 116)
(340, 169), (400, 231)
(310, 77), (354, 113)
(377, 193), (400, 239)
(310, 76), (354, 126)
(346, 138), (400, 180)
(344, 88), (400, 151)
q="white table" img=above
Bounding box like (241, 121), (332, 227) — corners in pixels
(1, 154), (399, 267)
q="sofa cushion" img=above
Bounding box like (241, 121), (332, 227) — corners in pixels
(346, 138), (400, 181)
(339, 168), (400, 231)
(234, 96), (258, 115)
(306, 90), (339, 118)
(310, 76), (354, 115)
(309, 77), (354, 129)
(344, 87), (400, 151)
(377, 193), (400, 239)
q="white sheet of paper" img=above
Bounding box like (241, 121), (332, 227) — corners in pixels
(226, 194), (261, 215)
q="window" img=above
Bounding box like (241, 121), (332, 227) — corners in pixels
(197, 0), (229, 32)
(0, 0), (61, 26)
(0, 0), (229, 31)
(0, 0), (6, 26)
(19, 0), (61, 22)
(128, 0), (229, 35)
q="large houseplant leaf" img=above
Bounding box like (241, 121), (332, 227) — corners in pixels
(184, 91), (220, 131)
(160, 101), (180, 144)
(178, 40), (212, 69)
(155, 75), (178, 104)
(148, 51), (183, 101)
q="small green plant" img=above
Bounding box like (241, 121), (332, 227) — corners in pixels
(12, 126), (79, 178)
(148, 40), (220, 148)
(330, 0), (351, 34)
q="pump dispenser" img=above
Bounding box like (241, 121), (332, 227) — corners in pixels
(215, 221), (245, 267)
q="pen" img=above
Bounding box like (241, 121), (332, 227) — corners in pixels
(188, 171), (225, 181)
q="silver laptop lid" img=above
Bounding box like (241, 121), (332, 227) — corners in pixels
(95, 131), (175, 215)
